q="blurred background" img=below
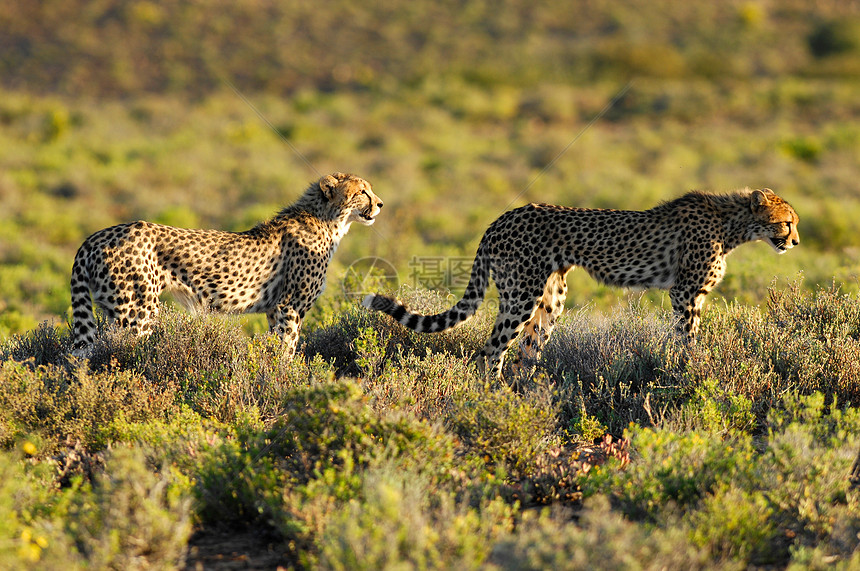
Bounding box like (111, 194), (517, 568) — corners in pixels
(1, 0), (859, 337)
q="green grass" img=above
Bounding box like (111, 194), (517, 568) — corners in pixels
(1, 282), (859, 568)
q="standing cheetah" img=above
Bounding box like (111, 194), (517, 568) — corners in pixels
(71, 172), (383, 356)
(364, 188), (799, 379)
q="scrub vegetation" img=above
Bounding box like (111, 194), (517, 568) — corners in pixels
(2, 0), (860, 568)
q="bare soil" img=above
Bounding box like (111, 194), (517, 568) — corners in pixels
(183, 527), (297, 571)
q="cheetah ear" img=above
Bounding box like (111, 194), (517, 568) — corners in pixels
(750, 189), (771, 214)
(319, 174), (339, 200)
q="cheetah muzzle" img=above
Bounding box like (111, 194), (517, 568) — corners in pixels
(70, 172), (383, 357)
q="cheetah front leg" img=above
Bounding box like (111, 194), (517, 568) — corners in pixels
(668, 283), (709, 343)
(670, 245), (725, 344)
(266, 305), (302, 358)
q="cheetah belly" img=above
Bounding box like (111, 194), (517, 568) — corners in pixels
(164, 281), (203, 313)
(576, 249), (678, 290)
(161, 266), (267, 314)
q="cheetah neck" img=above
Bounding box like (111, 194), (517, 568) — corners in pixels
(329, 216), (354, 248)
(266, 191), (355, 250)
(706, 190), (759, 253)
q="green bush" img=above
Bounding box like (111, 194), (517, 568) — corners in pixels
(0, 360), (177, 452)
(0, 445), (81, 570)
(670, 377), (755, 436)
(584, 425), (755, 521)
(687, 486), (776, 563)
(579, 391), (860, 567)
(762, 394), (860, 542)
(488, 495), (720, 571)
(318, 463), (515, 570)
(68, 446), (192, 570)
(445, 383), (560, 480)
(105, 405), (232, 480)
(0, 443), (191, 570)
(191, 378), (470, 563)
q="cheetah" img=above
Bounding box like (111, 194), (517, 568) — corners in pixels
(364, 188), (799, 379)
(70, 172), (383, 356)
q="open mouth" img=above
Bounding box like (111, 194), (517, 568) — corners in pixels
(769, 237), (788, 252)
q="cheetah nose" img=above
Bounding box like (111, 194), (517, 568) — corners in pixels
(377, 199), (384, 208)
(792, 237), (799, 246)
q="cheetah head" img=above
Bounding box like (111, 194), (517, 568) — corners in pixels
(750, 188), (800, 254)
(320, 172), (383, 226)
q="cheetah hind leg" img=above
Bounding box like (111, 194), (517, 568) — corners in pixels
(69, 259), (99, 357)
(513, 268), (570, 376)
(70, 303), (98, 359)
(70, 301), (156, 360)
(478, 292), (541, 383)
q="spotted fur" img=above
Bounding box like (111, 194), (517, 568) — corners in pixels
(364, 188), (799, 379)
(71, 172), (383, 356)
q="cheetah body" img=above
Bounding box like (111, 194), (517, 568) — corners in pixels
(364, 188), (799, 379)
(71, 172), (383, 355)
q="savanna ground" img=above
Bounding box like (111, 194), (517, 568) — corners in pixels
(2, 1), (860, 568)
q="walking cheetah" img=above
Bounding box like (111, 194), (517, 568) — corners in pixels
(364, 188), (799, 379)
(71, 172), (383, 356)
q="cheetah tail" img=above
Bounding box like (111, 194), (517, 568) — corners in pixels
(361, 244), (490, 333)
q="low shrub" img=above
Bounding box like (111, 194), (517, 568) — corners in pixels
(540, 301), (686, 435)
(87, 308), (247, 418)
(0, 360), (177, 453)
(584, 425), (755, 521)
(0, 443), (191, 570)
(304, 287), (494, 378)
(487, 495), (720, 571)
(0, 322), (69, 367)
(691, 282), (860, 419)
(686, 486), (777, 564)
(668, 377), (755, 436)
(318, 462), (515, 571)
(68, 446), (192, 570)
(445, 382), (560, 480)
(0, 445), (81, 570)
(191, 378), (471, 563)
(579, 392), (860, 567)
